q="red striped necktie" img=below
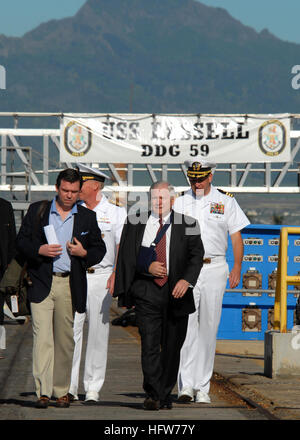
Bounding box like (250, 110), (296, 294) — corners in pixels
(154, 217), (168, 287)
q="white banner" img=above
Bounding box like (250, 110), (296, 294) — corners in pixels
(60, 113), (291, 163)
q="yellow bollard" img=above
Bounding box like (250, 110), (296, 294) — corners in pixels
(274, 227), (300, 333)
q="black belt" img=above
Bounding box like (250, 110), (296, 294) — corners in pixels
(53, 272), (70, 277)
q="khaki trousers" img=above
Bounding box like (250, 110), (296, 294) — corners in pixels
(31, 276), (74, 398)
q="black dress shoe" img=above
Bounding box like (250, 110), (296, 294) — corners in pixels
(35, 395), (50, 409)
(67, 393), (75, 402)
(143, 397), (160, 410)
(160, 399), (173, 410)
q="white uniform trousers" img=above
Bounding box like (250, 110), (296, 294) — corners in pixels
(178, 260), (229, 394)
(0, 325), (5, 349)
(69, 271), (112, 396)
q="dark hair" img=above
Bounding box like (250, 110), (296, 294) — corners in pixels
(56, 168), (82, 188)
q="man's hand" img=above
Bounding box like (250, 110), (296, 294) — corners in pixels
(148, 261), (167, 278)
(107, 271), (116, 295)
(230, 231), (243, 288)
(67, 237), (87, 258)
(38, 244), (62, 258)
(229, 264), (241, 288)
(172, 279), (190, 298)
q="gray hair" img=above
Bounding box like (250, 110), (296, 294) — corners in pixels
(150, 180), (176, 197)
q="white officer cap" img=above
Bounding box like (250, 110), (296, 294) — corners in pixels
(76, 163), (111, 183)
(184, 160), (216, 179)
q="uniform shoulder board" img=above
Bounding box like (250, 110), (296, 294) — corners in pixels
(217, 188), (234, 198)
(108, 198), (124, 207)
(176, 190), (187, 197)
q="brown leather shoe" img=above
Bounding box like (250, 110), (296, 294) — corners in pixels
(143, 397), (160, 410)
(35, 395), (50, 409)
(56, 394), (70, 408)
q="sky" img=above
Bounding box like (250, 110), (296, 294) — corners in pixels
(0, 0), (300, 44)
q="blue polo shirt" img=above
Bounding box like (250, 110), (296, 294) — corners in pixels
(49, 198), (78, 272)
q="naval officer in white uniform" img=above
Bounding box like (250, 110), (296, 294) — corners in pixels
(69, 164), (126, 403)
(175, 160), (250, 404)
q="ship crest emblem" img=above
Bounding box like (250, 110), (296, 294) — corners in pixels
(258, 119), (286, 156)
(64, 121), (92, 157)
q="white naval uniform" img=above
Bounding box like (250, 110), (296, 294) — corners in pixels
(174, 185), (250, 395)
(69, 195), (126, 398)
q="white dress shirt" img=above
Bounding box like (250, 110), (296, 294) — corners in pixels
(141, 211), (172, 274)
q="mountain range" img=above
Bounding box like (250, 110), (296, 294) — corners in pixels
(0, 0), (299, 115)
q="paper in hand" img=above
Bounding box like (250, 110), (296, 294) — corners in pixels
(10, 295), (19, 313)
(44, 225), (60, 244)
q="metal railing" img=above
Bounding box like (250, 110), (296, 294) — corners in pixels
(1, 112), (300, 204)
(274, 227), (300, 332)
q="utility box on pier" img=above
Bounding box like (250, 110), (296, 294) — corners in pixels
(218, 224), (300, 340)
